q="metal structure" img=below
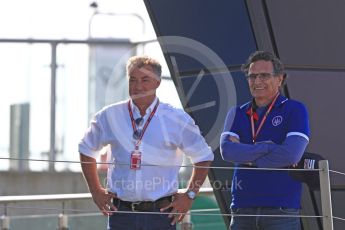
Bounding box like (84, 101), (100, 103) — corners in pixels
(0, 38), (132, 171)
(0, 166), (338, 229)
(143, 0), (345, 228)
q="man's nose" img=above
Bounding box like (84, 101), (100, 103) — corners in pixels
(253, 76), (264, 83)
(134, 81), (143, 89)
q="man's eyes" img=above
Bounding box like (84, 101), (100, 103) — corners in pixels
(129, 78), (151, 82)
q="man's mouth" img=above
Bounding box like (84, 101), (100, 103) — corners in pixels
(131, 91), (154, 99)
(254, 86), (265, 90)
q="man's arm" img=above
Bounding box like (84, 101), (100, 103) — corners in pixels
(222, 135), (308, 168)
(255, 135), (309, 168)
(161, 112), (214, 225)
(161, 160), (212, 225)
(187, 160), (212, 193)
(80, 153), (116, 215)
(220, 107), (270, 163)
(220, 133), (270, 163)
(254, 101), (310, 168)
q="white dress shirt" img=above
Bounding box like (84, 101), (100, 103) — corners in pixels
(79, 97), (214, 202)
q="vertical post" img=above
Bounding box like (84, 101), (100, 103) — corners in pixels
(1, 215), (10, 230)
(58, 214), (69, 230)
(180, 211), (193, 230)
(319, 160), (334, 230)
(49, 42), (58, 171)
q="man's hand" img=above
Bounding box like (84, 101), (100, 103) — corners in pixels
(229, 136), (240, 143)
(91, 188), (117, 216)
(160, 192), (193, 225)
(80, 154), (117, 216)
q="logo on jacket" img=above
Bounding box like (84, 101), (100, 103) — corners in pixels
(272, 116), (283, 126)
(304, 159), (316, 169)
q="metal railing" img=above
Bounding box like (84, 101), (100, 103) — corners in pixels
(0, 187), (213, 230)
(0, 161), (337, 230)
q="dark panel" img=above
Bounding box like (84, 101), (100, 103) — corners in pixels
(230, 72), (252, 106)
(178, 72), (250, 150)
(266, 0), (345, 68)
(245, 0), (275, 52)
(177, 71), (251, 224)
(313, 189), (345, 230)
(145, 0), (345, 228)
(144, 1), (256, 225)
(287, 70), (345, 186)
(300, 185), (322, 230)
(145, 0), (256, 73)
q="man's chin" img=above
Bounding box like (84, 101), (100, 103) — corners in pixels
(132, 95), (149, 101)
(252, 92), (266, 98)
(131, 93), (149, 99)
(132, 97), (152, 105)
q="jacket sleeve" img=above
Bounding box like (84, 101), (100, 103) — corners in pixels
(254, 135), (308, 168)
(220, 106), (269, 163)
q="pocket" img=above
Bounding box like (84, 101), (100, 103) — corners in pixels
(279, 207), (299, 215)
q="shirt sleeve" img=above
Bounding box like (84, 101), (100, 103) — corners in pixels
(255, 135), (309, 168)
(220, 135), (270, 163)
(286, 101), (310, 141)
(179, 114), (214, 164)
(223, 106), (237, 133)
(78, 112), (107, 159)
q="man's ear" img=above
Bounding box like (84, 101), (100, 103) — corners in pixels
(156, 79), (161, 88)
(278, 74), (284, 86)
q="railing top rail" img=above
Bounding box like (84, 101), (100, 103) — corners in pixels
(0, 193), (91, 203)
(0, 188), (214, 204)
(0, 37), (155, 45)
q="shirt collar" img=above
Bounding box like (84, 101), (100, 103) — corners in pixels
(245, 94), (287, 110)
(273, 94), (288, 107)
(130, 97), (159, 118)
(245, 94), (287, 118)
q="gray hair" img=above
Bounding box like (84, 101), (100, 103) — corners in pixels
(126, 55), (162, 78)
(241, 51), (285, 76)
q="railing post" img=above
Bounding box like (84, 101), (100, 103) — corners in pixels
(180, 211), (193, 230)
(49, 41), (58, 172)
(58, 213), (69, 230)
(319, 160), (334, 230)
(1, 215), (10, 230)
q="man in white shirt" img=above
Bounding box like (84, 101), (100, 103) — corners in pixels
(79, 55), (214, 230)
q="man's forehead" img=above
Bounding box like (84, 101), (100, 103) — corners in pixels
(129, 66), (159, 79)
(249, 60), (273, 71)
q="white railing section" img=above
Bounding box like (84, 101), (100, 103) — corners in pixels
(319, 160), (333, 230)
(0, 187), (213, 230)
(1, 160), (344, 230)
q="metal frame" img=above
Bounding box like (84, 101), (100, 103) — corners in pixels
(319, 160), (334, 230)
(0, 38), (130, 171)
(0, 188), (214, 230)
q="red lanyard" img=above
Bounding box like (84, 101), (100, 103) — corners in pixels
(250, 93), (279, 143)
(128, 99), (159, 148)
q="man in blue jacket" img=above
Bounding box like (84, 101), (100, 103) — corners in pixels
(220, 51), (310, 230)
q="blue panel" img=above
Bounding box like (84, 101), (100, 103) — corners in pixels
(144, 1), (256, 224)
(231, 72), (252, 105)
(177, 71), (251, 225)
(145, 0), (257, 73)
(179, 71), (251, 144)
(180, 74), (220, 135)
